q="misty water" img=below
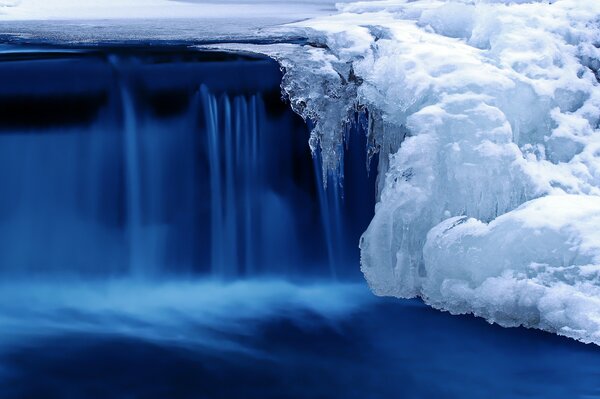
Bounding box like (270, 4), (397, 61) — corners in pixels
(0, 47), (599, 399)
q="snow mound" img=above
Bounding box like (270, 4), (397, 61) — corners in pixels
(424, 195), (600, 344)
(224, 0), (600, 344)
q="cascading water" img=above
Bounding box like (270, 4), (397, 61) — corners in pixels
(200, 86), (264, 277)
(0, 48), (375, 280)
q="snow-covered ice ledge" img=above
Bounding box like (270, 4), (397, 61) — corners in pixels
(216, 0), (600, 345)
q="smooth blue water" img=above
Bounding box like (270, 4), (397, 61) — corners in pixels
(0, 47), (599, 399)
(1, 283), (599, 399)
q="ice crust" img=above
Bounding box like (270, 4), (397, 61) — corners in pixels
(232, 0), (600, 344)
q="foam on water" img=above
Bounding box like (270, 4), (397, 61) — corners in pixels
(0, 278), (373, 352)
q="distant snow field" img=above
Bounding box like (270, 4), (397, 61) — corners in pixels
(0, 0), (348, 43)
(0, 0), (339, 20)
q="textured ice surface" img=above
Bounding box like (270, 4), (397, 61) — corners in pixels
(294, 0), (600, 344)
(424, 195), (600, 344)
(211, 0), (600, 344)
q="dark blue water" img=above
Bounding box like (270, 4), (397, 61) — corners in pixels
(2, 293), (600, 399)
(0, 47), (599, 399)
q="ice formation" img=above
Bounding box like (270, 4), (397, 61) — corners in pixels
(222, 0), (600, 344)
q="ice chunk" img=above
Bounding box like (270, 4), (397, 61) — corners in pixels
(422, 195), (600, 344)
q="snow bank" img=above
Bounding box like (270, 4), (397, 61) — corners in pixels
(424, 195), (600, 344)
(230, 0), (600, 343)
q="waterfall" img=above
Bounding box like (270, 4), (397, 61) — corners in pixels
(312, 155), (344, 280)
(0, 49), (375, 280)
(201, 85), (268, 278)
(120, 82), (145, 277)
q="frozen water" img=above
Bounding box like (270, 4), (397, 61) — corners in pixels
(424, 195), (600, 344)
(296, 0), (600, 344)
(209, 0), (600, 344)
